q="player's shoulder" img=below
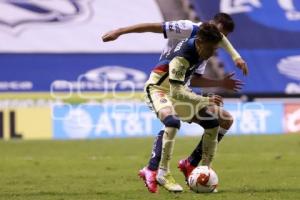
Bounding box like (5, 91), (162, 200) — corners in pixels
(163, 20), (202, 31)
(189, 21), (201, 38)
(173, 37), (198, 59)
(163, 20), (202, 39)
(195, 21), (202, 26)
(182, 37), (197, 50)
(178, 37), (196, 51)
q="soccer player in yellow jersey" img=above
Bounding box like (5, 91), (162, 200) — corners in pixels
(102, 14), (246, 193)
(142, 23), (225, 192)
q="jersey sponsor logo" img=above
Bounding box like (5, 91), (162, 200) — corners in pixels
(160, 98), (167, 103)
(168, 21), (182, 33)
(171, 68), (185, 79)
(0, 0), (93, 34)
(168, 23), (174, 32)
(220, 0), (300, 31)
(175, 22), (181, 33)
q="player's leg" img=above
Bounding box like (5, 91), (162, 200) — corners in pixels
(177, 106), (220, 180)
(155, 106), (183, 192)
(147, 130), (164, 171)
(216, 107), (234, 141)
(139, 130), (163, 193)
(187, 107), (233, 166)
(172, 101), (219, 179)
(178, 107), (233, 181)
(139, 87), (182, 192)
(192, 107), (220, 167)
(139, 87), (170, 193)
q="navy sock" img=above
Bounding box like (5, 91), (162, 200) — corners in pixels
(147, 130), (164, 171)
(217, 133), (225, 142)
(188, 133), (225, 167)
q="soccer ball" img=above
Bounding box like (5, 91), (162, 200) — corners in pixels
(188, 166), (218, 193)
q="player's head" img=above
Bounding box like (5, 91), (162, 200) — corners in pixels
(211, 13), (235, 36)
(195, 22), (223, 59)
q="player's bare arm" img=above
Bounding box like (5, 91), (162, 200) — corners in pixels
(190, 72), (244, 92)
(102, 23), (163, 42)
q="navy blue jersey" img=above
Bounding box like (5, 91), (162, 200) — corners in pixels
(152, 37), (205, 84)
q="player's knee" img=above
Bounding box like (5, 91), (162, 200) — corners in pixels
(197, 108), (219, 129)
(219, 109), (233, 130)
(162, 115), (181, 129)
(158, 107), (174, 121)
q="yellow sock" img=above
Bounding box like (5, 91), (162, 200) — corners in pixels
(159, 127), (178, 172)
(201, 127), (219, 167)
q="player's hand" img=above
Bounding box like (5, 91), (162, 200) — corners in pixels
(234, 58), (249, 76)
(101, 30), (121, 42)
(222, 72), (244, 92)
(208, 95), (223, 106)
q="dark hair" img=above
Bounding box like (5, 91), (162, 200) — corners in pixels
(213, 13), (235, 33)
(197, 22), (223, 44)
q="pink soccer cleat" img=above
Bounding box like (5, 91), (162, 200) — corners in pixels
(178, 158), (196, 184)
(138, 167), (158, 193)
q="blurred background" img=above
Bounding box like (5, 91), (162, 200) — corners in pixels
(1, 0), (300, 140)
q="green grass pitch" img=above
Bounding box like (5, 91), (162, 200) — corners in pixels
(0, 134), (299, 200)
